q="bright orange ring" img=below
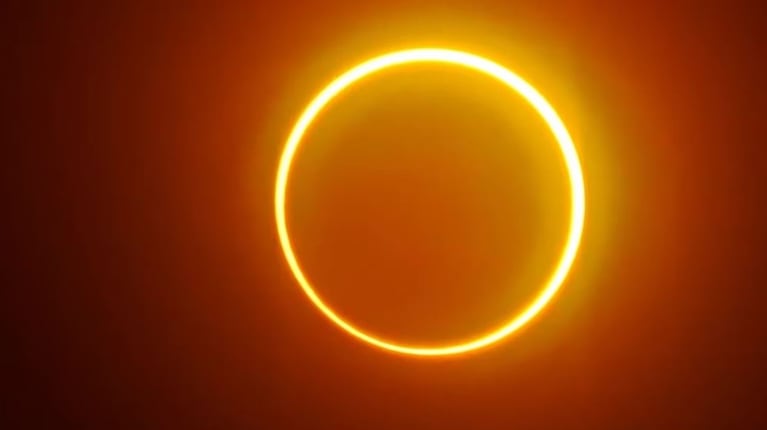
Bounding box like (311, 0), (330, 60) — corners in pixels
(275, 48), (585, 356)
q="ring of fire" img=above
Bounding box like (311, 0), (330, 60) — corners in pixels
(274, 48), (586, 357)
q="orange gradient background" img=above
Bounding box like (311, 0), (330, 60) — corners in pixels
(3, 0), (766, 428)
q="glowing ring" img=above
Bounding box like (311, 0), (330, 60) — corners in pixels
(275, 48), (585, 356)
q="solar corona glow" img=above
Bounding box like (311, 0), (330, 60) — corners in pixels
(275, 48), (586, 357)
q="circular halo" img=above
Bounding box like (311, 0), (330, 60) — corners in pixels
(274, 48), (586, 357)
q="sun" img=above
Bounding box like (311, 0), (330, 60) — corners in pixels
(274, 48), (585, 357)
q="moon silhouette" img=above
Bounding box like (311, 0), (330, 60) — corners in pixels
(275, 48), (586, 357)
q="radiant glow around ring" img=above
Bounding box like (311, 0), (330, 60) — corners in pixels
(274, 48), (586, 357)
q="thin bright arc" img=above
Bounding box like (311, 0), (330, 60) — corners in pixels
(274, 48), (586, 357)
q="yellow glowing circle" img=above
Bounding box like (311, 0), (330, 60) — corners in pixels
(275, 48), (585, 357)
